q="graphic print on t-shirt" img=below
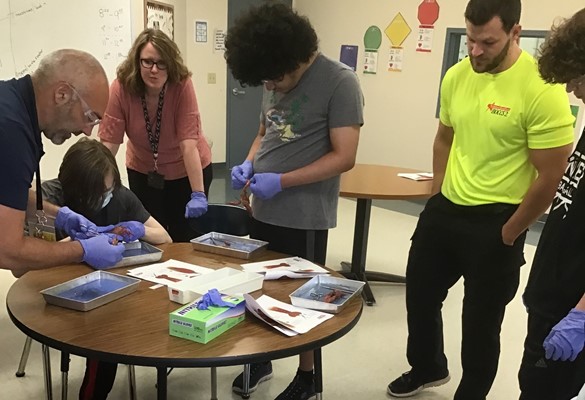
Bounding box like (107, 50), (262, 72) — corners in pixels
(552, 148), (585, 218)
(265, 95), (308, 142)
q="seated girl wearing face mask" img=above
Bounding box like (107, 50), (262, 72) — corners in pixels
(42, 138), (172, 245)
(41, 137), (172, 400)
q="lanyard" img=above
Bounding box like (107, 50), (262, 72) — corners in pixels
(140, 83), (167, 171)
(35, 163), (48, 226)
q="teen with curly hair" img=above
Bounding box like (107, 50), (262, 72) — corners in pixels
(225, 3), (364, 399)
(519, 7), (585, 400)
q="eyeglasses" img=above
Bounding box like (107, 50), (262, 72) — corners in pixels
(66, 83), (102, 127)
(140, 58), (168, 70)
(261, 75), (285, 85)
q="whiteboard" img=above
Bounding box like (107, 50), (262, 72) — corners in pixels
(0, 0), (133, 180)
(0, 0), (132, 81)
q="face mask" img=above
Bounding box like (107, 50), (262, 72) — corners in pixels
(101, 191), (113, 209)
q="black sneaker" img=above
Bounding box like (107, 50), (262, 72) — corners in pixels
(232, 362), (273, 394)
(387, 370), (450, 398)
(275, 374), (316, 400)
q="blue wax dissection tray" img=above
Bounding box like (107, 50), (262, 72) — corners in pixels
(40, 271), (140, 311)
(57, 279), (130, 302)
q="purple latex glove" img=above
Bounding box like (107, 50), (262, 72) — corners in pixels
(55, 206), (98, 239)
(185, 192), (208, 218)
(231, 160), (254, 189)
(100, 221), (146, 242)
(543, 308), (585, 361)
(78, 235), (125, 270)
(249, 173), (282, 200)
(196, 288), (237, 310)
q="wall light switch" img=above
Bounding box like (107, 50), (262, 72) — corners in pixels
(207, 73), (216, 84)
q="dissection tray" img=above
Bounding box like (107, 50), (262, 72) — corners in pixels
(190, 232), (268, 259)
(112, 241), (163, 268)
(289, 275), (365, 314)
(40, 271), (140, 311)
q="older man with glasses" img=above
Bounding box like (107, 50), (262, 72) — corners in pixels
(0, 49), (125, 277)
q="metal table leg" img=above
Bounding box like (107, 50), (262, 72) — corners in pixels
(60, 352), (69, 400)
(340, 198), (407, 306)
(314, 348), (323, 400)
(128, 365), (137, 400)
(41, 344), (53, 400)
(156, 366), (167, 400)
(210, 367), (218, 400)
(241, 363), (251, 399)
(16, 336), (33, 377)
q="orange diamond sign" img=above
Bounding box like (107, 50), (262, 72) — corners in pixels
(385, 13), (412, 47)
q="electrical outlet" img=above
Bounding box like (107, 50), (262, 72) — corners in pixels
(207, 73), (216, 84)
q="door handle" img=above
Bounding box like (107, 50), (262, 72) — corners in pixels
(232, 88), (246, 96)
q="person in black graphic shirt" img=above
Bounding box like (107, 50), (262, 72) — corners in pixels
(519, 7), (585, 400)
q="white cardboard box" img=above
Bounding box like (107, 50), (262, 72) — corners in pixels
(167, 267), (264, 304)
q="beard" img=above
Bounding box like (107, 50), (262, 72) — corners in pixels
(470, 38), (511, 73)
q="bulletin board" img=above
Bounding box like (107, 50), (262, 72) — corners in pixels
(144, 0), (174, 40)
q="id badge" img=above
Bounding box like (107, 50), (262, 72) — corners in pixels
(27, 220), (57, 242)
(147, 171), (165, 190)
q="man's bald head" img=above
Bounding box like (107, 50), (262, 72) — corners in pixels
(31, 49), (110, 144)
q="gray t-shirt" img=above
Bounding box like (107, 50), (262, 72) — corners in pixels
(252, 54), (364, 230)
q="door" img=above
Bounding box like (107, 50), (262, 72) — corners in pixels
(225, 0), (292, 168)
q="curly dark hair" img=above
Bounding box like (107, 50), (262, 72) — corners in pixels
(538, 8), (585, 84)
(58, 138), (121, 217)
(117, 28), (191, 96)
(224, 2), (318, 86)
(464, 0), (521, 33)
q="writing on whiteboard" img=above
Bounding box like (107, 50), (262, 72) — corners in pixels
(15, 50), (43, 78)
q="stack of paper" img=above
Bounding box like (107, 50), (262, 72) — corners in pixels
(127, 259), (213, 286)
(244, 294), (333, 336)
(397, 172), (434, 181)
(241, 257), (329, 280)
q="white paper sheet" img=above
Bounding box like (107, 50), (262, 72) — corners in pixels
(127, 259), (213, 286)
(241, 257), (329, 275)
(244, 294), (333, 334)
(397, 172), (434, 181)
(263, 270), (328, 280)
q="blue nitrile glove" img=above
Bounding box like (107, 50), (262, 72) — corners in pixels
(185, 192), (208, 218)
(231, 160), (254, 189)
(99, 221), (146, 242)
(78, 235), (125, 270)
(55, 206), (98, 239)
(249, 173), (282, 200)
(543, 308), (585, 361)
(196, 288), (237, 310)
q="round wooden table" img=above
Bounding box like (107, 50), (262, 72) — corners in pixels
(7, 243), (363, 400)
(340, 164), (432, 305)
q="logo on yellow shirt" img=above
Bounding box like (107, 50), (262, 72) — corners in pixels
(487, 102), (511, 117)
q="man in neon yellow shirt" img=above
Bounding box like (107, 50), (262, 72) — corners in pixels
(388, 0), (575, 398)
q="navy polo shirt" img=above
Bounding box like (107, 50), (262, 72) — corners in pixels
(0, 75), (43, 210)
